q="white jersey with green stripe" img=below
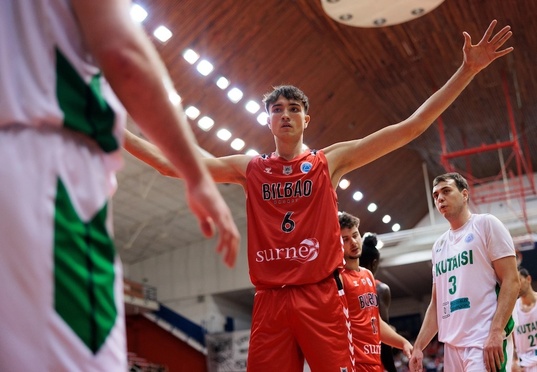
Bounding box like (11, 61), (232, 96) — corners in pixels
(432, 213), (515, 347)
(0, 0), (126, 154)
(513, 299), (537, 367)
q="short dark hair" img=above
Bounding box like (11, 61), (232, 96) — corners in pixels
(263, 85), (309, 114)
(360, 233), (380, 268)
(519, 266), (530, 278)
(338, 211), (359, 230)
(433, 172), (469, 192)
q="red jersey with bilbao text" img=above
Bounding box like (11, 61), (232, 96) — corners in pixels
(342, 267), (382, 366)
(246, 150), (344, 288)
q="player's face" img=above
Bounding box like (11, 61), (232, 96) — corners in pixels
(266, 96), (310, 139)
(340, 225), (362, 260)
(432, 179), (468, 219)
(519, 273), (531, 297)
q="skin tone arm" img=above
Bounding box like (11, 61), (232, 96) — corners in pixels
(410, 284), (439, 372)
(325, 20), (514, 187)
(484, 256), (520, 372)
(377, 282), (392, 322)
(125, 20), (513, 192)
(380, 318), (413, 358)
(71, 0), (240, 267)
(124, 129), (250, 186)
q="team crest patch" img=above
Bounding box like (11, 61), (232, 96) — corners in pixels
(300, 161), (313, 173)
(283, 165), (292, 175)
(465, 233), (474, 243)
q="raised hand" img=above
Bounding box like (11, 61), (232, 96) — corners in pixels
(462, 19), (514, 73)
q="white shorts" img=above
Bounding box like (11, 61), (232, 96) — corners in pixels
(444, 341), (509, 372)
(0, 125), (126, 371)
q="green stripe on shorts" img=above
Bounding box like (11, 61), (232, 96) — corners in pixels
(54, 178), (117, 354)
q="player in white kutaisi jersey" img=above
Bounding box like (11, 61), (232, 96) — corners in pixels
(410, 173), (520, 372)
(512, 267), (537, 372)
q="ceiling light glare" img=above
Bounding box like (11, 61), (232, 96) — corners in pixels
(217, 129), (232, 141)
(231, 138), (245, 151)
(185, 106), (200, 120)
(338, 179), (350, 190)
(382, 215), (391, 223)
(153, 26), (172, 43)
(216, 76), (230, 89)
(130, 4), (148, 23)
(392, 223), (401, 232)
(367, 203), (377, 212)
(183, 49), (200, 65)
(352, 191), (363, 201)
(197, 116), (214, 131)
(245, 100), (261, 114)
(168, 91), (181, 106)
(227, 87), (243, 103)
(196, 60), (214, 76)
(256, 112), (268, 125)
(246, 149), (259, 156)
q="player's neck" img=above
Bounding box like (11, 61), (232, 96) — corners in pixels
(274, 139), (304, 161)
(449, 210), (472, 230)
(521, 290), (537, 309)
(345, 258), (360, 271)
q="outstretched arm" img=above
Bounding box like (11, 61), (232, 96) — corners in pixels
(124, 129), (250, 185)
(72, 0), (240, 267)
(326, 20), (514, 186)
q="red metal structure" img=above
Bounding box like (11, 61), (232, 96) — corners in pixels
(436, 73), (536, 234)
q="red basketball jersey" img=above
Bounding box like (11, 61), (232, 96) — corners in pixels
(342, 267), (382, 367)
(246, 150), (344, 288)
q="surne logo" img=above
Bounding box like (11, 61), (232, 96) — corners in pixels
(255, 238), (319, 263)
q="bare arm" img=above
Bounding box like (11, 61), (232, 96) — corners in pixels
(124, 129), (250, 186)
(484, 256), (520, 372)
(325, 20), (513, 186)
(377, 282), (392, 322)
(410, 284), (439, 372)
(72, 0), (240, 267)
(380, 319), (413, 358)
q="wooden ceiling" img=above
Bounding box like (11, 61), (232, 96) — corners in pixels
(136, 0), (537, 236)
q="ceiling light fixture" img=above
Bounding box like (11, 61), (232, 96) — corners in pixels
(130, 4), (148, 23)
(256, 112), (268, 125)
(196, 60), (214, 76)
(153, 26), (172, 43)
(339, 179), (350, 190)
(183, 49), (200, 64)
(216, 76), (230, 89)
(185, 106), (200, 120)
(217, 129), (232, 141)
(373, 18), (386, 26)
(245, 100), (261, 114)
(231, 138), (245, 150)
(168, 91), (181, 106)
(197, 116), (214, 131)
(227, 87), (243, 103)
(352, 191), (363, 201)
